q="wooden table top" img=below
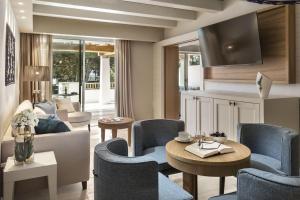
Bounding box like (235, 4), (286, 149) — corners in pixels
(98, 117), (134, 129)
(166, 139), (251, 176)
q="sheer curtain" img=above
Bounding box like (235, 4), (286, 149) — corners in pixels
(115, 40), (134, 118)
(20, 33), (52, 102)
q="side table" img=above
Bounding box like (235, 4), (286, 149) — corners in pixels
(3, 151), (57, 200)
(98, 117), (134, 146)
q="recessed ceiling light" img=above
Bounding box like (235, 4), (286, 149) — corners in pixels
(21, 16), (27, 19)
(19, 10), (25, 13)
(17, 2), (24, 5)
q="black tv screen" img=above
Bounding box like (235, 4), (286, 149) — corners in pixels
(198, 13), (262, 67)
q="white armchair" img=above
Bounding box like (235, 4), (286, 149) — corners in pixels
(56, 101), (92, 132)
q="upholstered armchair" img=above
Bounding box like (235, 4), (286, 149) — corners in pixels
(56, 100), (92, 132)
(209, 168), (300, 200)
(132, 119), (185, 175)
(93, 138), (193, 200)
(238, 123), (299, 176)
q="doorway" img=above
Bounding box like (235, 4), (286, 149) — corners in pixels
(52, 38), (116, 121)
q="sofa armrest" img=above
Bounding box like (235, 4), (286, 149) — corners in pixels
(56, 109), (69, 121)
(237, 168), (300, 200)
(72, 102), (81, 112)
(1, 130), (90, 185)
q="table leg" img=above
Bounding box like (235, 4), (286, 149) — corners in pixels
(128, 126), (132, 146)
(101, 128), (105, 142)
(4, 181), (14, 200)
(183, 172), (198, 200)
(219, 177), (225, 195)
(48, 171), (57, 200)
(112, 129), (117, 138)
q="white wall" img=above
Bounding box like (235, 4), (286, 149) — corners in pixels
(0, 0), (20, 138)
(131, 41), (154, 120)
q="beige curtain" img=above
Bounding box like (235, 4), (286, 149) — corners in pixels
(115, 40), (134, 118)
(20, 33), (52, 102)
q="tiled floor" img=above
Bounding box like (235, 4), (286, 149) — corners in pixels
(15, 124), (237, 200)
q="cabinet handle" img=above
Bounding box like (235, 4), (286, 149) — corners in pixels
(229, 102), (232, 106)
(233, 102), (237, 106)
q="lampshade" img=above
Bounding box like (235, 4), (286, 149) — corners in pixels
(23, 66), (50, 81)
(247, 0), (300, 4)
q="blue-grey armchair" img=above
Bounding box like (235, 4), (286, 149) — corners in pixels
(132, 119), (185, 176)
(238, 123), (299, 176)
(94, 138), (193, 200)
(209, 168), (300, 200)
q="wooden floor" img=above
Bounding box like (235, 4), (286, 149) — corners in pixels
(15, 124), (237, 200)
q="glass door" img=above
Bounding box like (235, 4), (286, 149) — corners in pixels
(52, 38), (81, 102)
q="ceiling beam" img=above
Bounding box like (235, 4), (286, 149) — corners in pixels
(33, 4), (177, 28)
(124, 0), (223, 12)
(33, 0), (197, 20)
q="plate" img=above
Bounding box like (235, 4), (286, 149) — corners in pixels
(175, 137), (193, 143)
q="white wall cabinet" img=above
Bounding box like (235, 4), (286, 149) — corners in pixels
(181, 91), (299, 140)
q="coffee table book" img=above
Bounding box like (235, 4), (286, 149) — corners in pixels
(185, 142), (235, 158)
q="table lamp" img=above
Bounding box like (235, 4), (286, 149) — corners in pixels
(23, 66), (50, 103)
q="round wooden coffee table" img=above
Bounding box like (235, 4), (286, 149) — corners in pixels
(166, 140), (251, 200)
(98, 117), (134, 146)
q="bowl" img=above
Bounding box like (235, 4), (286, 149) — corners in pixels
(211, 136), (227, 144)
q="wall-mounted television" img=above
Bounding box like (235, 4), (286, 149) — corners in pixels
(198, 13), (262, 67)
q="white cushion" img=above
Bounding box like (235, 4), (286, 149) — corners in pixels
(68, 112), (91, 123)
(56, 99), (76, 113)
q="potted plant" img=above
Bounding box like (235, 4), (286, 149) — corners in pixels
(11, 109), (39, 165)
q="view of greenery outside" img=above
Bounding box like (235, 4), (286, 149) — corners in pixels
(85, 52), (100, 82)
(110, 56), (115, 87)
(53, 51), (80, 82)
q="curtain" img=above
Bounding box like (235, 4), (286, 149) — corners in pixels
(20, 33), (52, 102)
(115, 40), (134, 118)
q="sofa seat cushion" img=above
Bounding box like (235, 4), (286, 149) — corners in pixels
(209, 192), (237, 200)
(68, 112), (92, 123)
(158, 173), (193, 200)
(143, 146), (170, 171)
(251, 153), (284, 175)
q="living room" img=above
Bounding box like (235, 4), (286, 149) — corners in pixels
(1, 0), (300, 200)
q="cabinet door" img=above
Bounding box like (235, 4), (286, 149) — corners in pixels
(213, 99), (234, 140)
(181, 95), (197, 135)
(197, 97), (213, 136)
(233, 101), (260, 139)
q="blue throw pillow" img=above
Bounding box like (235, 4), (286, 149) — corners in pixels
(35, 116), (70, 134)
(34, 101), (56, 115)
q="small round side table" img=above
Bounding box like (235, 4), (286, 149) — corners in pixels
(98, 117), (134, 146)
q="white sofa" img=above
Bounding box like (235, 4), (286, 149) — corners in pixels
(1, 100), (90, 192)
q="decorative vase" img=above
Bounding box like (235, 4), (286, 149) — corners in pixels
(256, 72), (272, 99)
(14, 125), (35, 165)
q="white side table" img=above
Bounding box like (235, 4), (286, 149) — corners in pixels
(3, 151), (57, 200)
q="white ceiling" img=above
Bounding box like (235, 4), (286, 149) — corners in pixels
(11, 0), (224, 32)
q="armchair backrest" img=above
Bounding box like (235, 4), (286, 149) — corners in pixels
(238, 123), (299, 175)
(237, 168), (300, 200)
(134, 119), (185, 151)
(94, 138), (159, 200)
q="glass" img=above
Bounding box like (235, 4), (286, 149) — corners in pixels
(52, 38), (81, 102)
(14, 126), (34, 165)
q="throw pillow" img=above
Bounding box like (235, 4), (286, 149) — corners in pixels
(55, 98), (76, 113)
(35, 116), (71, 134)
(35, 101), (56, 114)
(33, 107), (47, 116)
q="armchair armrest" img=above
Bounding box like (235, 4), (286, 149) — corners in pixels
(237, 168), (300, 200)
(133, 121), (145, 156)
(72, 102), (81, 112)
(56, 109), (69, 121)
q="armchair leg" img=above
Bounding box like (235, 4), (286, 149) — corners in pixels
(88, 124), (91, 132)
(82, 181), (87, 190)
